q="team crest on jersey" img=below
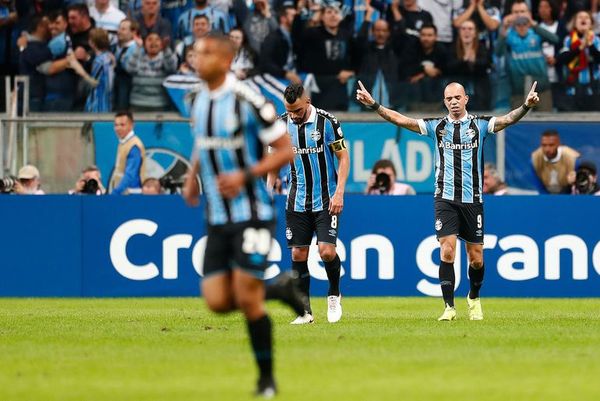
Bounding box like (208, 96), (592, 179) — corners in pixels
(466, 128), (476, 139)
(435, 219), (443, 231)
(286, 227), (293, 240)
(311, 130), (322, 141)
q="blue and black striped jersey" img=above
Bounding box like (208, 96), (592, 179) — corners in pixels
(191, 74), (286, 226)
(283, 106), (344, 212)
(417, 114), (496, 204)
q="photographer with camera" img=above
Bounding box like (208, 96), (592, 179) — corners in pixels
(142, 177), (162, 194)
(365, 159), (416, 195)
(570, 161), (600, 195)
(14, 165), (45, 195)
(69, 165), (106, 195)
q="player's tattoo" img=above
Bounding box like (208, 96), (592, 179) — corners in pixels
(495, 105), (530, 132)
(376, 106), (395, 123)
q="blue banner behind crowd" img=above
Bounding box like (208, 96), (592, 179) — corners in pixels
(93, 121), (497, 194)
(505, 122), (600, 190)
(1, 196), (598, 297)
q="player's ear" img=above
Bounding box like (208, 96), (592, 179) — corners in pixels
(465, 95), (469, 105)
(306, 97), (311, 105)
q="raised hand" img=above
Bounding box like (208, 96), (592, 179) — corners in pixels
(356, 80), (375, 107)
(525, 81), (540, 108)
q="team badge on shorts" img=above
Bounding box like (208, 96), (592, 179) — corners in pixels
(285, 227), (293, 240)
(435, 219), (443, 231)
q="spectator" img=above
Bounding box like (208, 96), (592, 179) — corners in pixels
(570, 160), (600, 195)
(14, 165), (45, 195)
(110, 111), (146, 195)
(45, 10), (79, 112)
(378, 0), (433, 39)
(403, 23), (447, 112)
(452, 0), (501, 49)
(483, 163), (508, 195)
(178, 45), (197, 75)
(496, 0), (559, 111)
(142, 177), (162, 194)
(90, 0), (126, 46)
(537, 0), (567, 106)
(259, 5), (300, 82)
(229, 27), (256, 79)
(114, 18), (140, 110)
(418, 0), (462, 47)
(294, 3), (355, 110)
(531, 129), (580, 194)
(365, 159), (416, 195)
(19, 14), (71, 112)
(242, 0), (278, 54)
(446, 20), (492, 110)
(69, 165), (106, 195)
(67, 4), (95, 63)
(175, 14), (210, 60)
(556, 10), (600, 111)
(159, 0), (192, 40)
(177, 0), (229, 39)
(125, 31), (178, 111)
(354, 4), (406, 110)
(69, 28), (114, 112)
(133, 0), (172, 44)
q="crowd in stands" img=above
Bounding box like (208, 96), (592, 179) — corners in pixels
(2, 0), (600, 113)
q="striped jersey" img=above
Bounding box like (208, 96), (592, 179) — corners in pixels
(191, 74), (286, 226)
(283, 105), (344, 212)
(417, 114), (496, 204)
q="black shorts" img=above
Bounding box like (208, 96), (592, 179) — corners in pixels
(434, 198), (484, 244)
(203, 220), (275, 279)
(285, 210), (340, 248)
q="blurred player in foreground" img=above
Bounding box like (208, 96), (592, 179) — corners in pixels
(356, 80), (540, 321)
(183, 33), (307, 398)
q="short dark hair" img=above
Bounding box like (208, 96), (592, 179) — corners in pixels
(48, 9), (67, 22)
(203, 32), (235, 55)
(115, 110), (134, 122)
(284, 83), (304, 104)
(67, 3), (90, 18)
(420, 23), (437, 34)
(121, 18), (140, 34)
(193, 14), (210, 24)
(82, 165), (100, 174)
(28, 14), (46, 34)
(277, 6), (295, 21)
(371, 159), (397, 176)
(542, 129), (560, 138)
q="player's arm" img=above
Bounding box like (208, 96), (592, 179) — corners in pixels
(493, 81), (540, 132)
(329, 147), (349, 215)
(355, 80), (421, 133)
(183, 159), (200, 207)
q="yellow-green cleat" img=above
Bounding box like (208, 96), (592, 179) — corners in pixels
(437, 304), (457, 321)
(467, 296), (483, 320)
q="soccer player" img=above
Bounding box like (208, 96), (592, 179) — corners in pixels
(182, 33), (306, 398)
(356, 80), (540, 321)
(275, 83), (350, 324)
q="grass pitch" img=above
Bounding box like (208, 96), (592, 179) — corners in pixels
(1, 297), (599, 401)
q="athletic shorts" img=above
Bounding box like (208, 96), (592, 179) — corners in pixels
(434, 198), (484, 244)
(285, 210), (340, 248)
(203, 220), (275, 279)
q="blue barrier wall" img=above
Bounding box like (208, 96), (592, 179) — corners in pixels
(1, 196), (598, 297)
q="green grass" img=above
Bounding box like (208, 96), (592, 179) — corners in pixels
(1, 298), (600, 401)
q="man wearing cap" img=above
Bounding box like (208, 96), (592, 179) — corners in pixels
(15, 165), (45, 195)
(109, 110), (146, 194)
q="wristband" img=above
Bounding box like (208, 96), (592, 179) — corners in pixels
(368, 101), (380, 111)
(522, 103), (531, 111)
(244, 168), (255, 184)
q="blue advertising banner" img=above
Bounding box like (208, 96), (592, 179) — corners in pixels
(1, 196), (598, 297)
(93, 121), (497, 194)
(505, 122), (600, 191)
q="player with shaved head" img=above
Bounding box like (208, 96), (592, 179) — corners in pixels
(182, 33), (307, 398)
(356, 80), (540, 321)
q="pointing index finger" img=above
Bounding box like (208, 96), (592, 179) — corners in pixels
(530, 81), (537, 93)
(358, 80), (367, 91)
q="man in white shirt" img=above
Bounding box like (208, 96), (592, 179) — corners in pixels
(90, 0), (126, 45)
(418, 0), (463, 45)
